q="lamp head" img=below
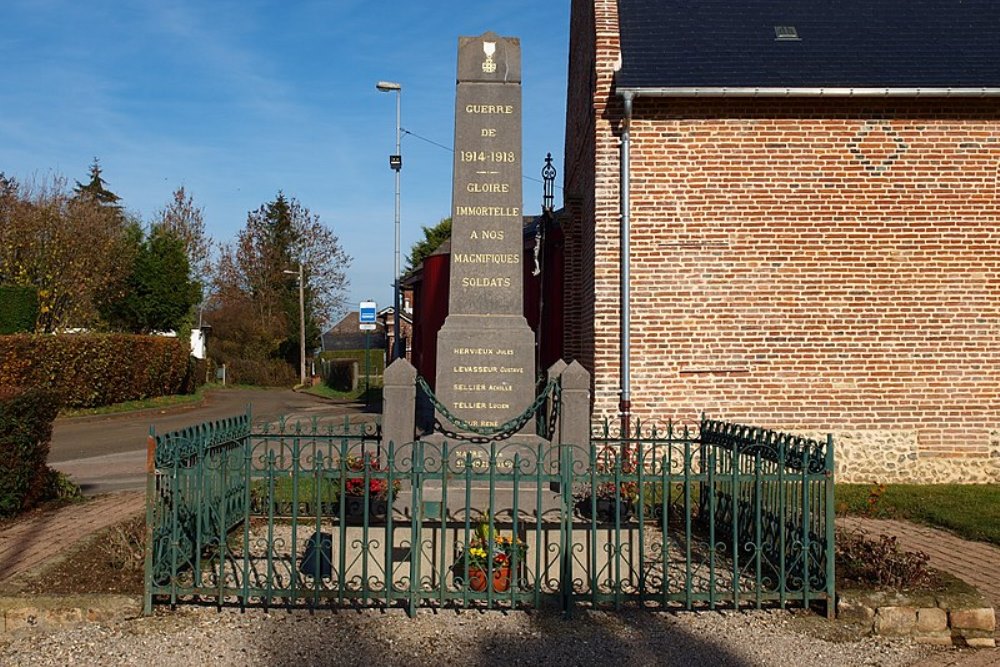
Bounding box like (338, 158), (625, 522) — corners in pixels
(376, 81), (401, 92)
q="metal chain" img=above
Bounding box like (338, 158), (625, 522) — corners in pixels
(416, 375), (559, 438)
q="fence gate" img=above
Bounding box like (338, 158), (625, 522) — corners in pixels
(145, 412), (834, 616)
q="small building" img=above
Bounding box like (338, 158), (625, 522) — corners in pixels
(562, 0), (1000, 483)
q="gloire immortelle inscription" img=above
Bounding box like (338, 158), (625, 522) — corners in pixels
(435, 33), (535, 431)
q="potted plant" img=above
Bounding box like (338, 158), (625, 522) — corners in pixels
(341, 454), (400, 524)
(454, 517), (527, 593)
(574, 447), (639, 523)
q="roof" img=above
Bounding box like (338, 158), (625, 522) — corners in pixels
(616, 0), (1000, 93)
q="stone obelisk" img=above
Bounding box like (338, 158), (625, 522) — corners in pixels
(435, 33), (535, 431)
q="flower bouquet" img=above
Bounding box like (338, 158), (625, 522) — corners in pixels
(341, 454), (400, 523)
(574, 446), (639, 523)
(455, 517), (527, 593)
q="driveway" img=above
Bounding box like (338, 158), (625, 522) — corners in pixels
(49, 388), (365, 495)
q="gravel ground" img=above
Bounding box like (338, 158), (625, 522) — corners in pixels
(0, 606), (946, 666)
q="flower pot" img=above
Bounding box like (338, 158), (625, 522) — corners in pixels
(577, 497), (633, 523)
(466, 566), (511, 593)
(343, 495), (388, 524)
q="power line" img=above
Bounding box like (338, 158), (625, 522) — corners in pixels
(401, 128), (562, 190)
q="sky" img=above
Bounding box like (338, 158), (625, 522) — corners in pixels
(0, 0), (570, 320)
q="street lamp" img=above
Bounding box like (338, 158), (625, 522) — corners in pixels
(376, 79), (403, 361)
(283, 264), (307, 387)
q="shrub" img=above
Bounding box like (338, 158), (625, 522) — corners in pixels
(0, 387), (61, 517)
(225, 358), (297, 387)
(0, 285), (38, 334)
(0, 334), (192, 408)
(836, 527), (934, 590)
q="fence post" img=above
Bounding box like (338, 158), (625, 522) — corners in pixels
(558, 361), (589, 614)
(143, 429), (157, 615)
(383, 359), (417, 451)
(825, 433), (836, 619)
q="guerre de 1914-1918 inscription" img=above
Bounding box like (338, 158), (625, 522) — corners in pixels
(435, 32), (535, 431)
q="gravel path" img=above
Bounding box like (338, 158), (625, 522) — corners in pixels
(0, 606), (943, 666)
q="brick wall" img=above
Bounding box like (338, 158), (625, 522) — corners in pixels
(564, 0), (1000, 482)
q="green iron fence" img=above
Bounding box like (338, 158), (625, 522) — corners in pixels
(144, 413), (834, 616)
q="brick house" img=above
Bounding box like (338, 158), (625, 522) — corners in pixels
(562, 0), (999, 482)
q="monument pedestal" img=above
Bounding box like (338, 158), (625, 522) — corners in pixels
(436, 314), (535, 431)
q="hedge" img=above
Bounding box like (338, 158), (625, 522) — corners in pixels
(0, 334), (196, 408)
(224, 358), (298, 387)
(0, 285), (39, 334)
(0, 386), (61, 517)
(320, 349), (385, 377)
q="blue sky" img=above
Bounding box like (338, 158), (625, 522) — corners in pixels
(0, 1), (569, 318)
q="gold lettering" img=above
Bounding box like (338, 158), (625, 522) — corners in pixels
(464, 104), (514, 114)
(453, 253), (520, 265)
(453, 383), (487, 391)
(461, 276), (512, 288)
(466, 182), (510, 193)
(481, 128), (497, 137)
(455, 206), (520, 217)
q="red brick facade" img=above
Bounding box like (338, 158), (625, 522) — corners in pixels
(563, 0), (1000, 481)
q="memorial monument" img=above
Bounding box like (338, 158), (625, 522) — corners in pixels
(434, 32), (536, 432)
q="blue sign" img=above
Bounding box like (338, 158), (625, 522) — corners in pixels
(359, 301), (377, 324)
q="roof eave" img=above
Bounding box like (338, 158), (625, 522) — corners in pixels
(617, 86), (1000, 98)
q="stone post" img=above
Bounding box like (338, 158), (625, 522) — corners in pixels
(559, 360), (591, 468)
(545, 359), (568, 443)
(382, 358), (417, 449)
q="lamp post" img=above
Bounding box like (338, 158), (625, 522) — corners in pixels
(283, 264), (307, 387)
(376, 80), (403, 361)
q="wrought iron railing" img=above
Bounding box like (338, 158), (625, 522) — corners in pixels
(145, 413), (834, 617)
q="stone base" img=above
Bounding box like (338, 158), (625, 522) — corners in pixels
(838, 589), (996, 648)
(793, 429), (1000, 484)
(435, 315), (536, 434)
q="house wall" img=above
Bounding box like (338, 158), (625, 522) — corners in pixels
(564, 0), (1000, 483)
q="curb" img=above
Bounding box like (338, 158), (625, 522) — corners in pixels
(0, 595), (142, 636)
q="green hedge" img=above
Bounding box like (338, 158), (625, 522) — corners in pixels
(0, 334), (196, 408)
(320, 349), (385, 376)
(0, 285), (39, 334)
(0, 387), (61, 517)
(225, 358), (297, 387)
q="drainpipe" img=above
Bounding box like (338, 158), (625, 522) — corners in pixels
(619, 93), (633, 439)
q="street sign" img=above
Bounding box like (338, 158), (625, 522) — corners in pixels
(359, 301), (377, 325)
(359, 323), (376, 331)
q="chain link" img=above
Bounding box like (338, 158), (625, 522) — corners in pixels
(416, 375), (560, 439)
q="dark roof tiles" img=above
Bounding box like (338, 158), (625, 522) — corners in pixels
(617, 0), (1000, 90)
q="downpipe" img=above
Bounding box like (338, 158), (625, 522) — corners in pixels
(619, 93), (633, 440)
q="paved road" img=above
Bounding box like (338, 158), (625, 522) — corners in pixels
(49, 389), (367, 495)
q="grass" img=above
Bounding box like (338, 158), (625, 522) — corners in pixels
(302, 382), (382, 404)
(835, 483), (1000, 546)
(250, 475), (341, 509)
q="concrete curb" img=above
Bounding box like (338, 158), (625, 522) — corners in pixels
(0, 595), (142, 636)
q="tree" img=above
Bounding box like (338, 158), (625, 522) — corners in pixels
(102, 225), (202, 333)
(73, 159), (121, 208)
(406, 217), (451, 271)
(154, 186), (212, 280)
(0, 173), (136, 332)
(212, 193), (350, 368)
